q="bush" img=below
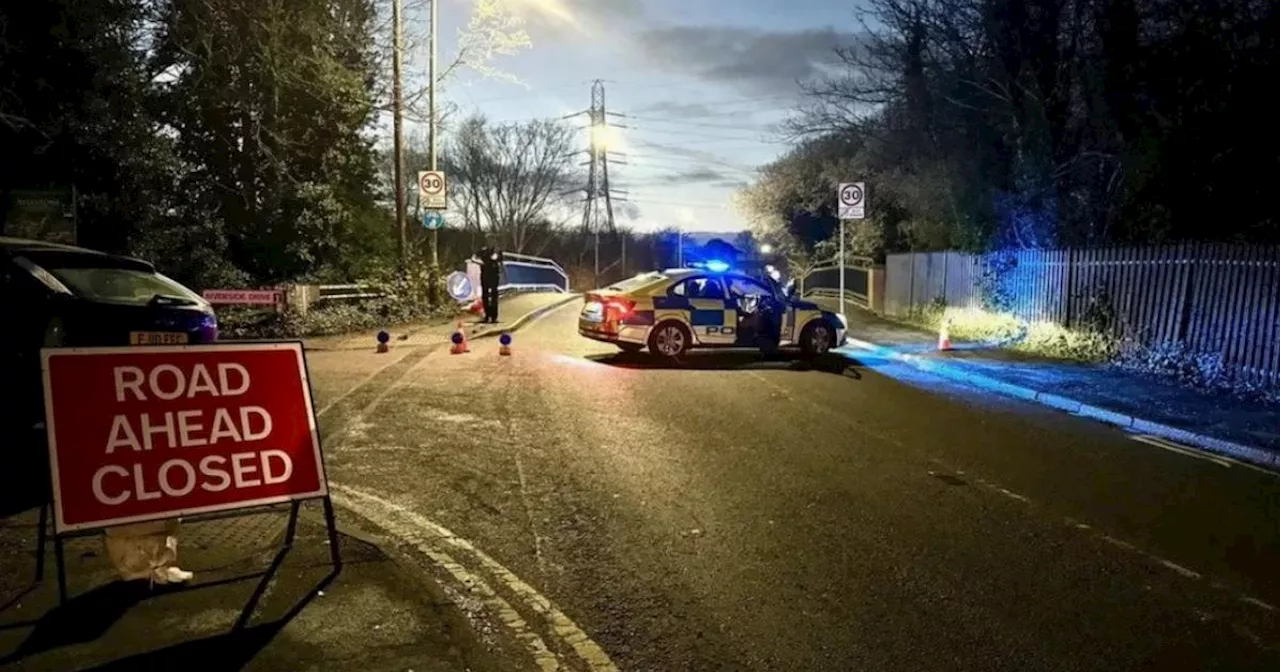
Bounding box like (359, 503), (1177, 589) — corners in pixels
(1014, 322), (1118, 362)
(903, 301), (1115, 362)
(216, 257), (455, 339)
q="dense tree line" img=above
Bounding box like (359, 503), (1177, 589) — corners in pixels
(738, 0), (1280, 261)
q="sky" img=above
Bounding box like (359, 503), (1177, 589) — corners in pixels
(395, 0), (861, 235)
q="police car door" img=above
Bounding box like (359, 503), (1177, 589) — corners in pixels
(682, 276), (735, 345)
(724, 274), (781, 347)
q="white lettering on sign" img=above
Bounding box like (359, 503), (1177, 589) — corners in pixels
(113, 363), (250, 402)
(91, 360), (286, 506)
(202, 289), (281, 305)
(89, 450), (295, 506)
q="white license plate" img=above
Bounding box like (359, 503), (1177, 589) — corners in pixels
(581, 302), (604, 323)
(130, 331), (189, 345)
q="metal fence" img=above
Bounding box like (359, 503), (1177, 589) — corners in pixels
(884, 244), (1280, 387)
(501, 252), (570, 293)
(801, 258), (873, 310)
(315, 284), (383, 304)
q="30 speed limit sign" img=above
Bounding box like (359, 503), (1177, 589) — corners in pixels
(838, 182), (865, 220)
(418, 170), (447, 210)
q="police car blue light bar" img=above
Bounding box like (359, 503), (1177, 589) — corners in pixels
(703, 260), (730, 272)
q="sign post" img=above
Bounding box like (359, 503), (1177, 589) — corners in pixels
(418, 170), (446, 210)
(38, 342), (340, 602)
(836, 182), (866, 316)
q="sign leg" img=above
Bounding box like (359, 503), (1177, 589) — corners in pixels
(284, 501), (301, 547)
(35, 503), (49, 581)
(839, 219), (846, 317)
(322, 497), (342, 569)
(55, 535), (68, 604)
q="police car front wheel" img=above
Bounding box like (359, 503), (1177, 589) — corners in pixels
(649, 321), (691, 358)
(800, 322), (835, 357)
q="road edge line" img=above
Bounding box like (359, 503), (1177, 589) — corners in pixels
(329, 486), (565, 672)
(330, 483), (619, 672)
(838, 340), (1279, 472)
(472, 293), (582, 341)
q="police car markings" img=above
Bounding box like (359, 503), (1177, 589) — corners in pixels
(331, 483), (619, 672)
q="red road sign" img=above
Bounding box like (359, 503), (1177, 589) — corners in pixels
(41, 342), (328, 532)
(202, 289), (282, 306)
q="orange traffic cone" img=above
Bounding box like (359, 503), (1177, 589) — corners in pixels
(450, 321), (470, 354)
(498, 333), (512, 356)
(376, 330), (390, 353)
(937, 318), (952, 351)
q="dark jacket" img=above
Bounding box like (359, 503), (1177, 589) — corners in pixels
(477, 246), (503, 283)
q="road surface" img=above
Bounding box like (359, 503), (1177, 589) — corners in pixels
(313, 299), (1280, 671)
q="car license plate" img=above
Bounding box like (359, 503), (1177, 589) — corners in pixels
(581, 302), (604, 323)
(130, 331), (189, 345)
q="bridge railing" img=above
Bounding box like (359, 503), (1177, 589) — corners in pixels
(500, 252), (570, 293)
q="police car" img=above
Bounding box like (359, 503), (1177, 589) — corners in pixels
(578, 263), (848, 358)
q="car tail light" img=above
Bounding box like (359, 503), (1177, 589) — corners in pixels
(605, 299), (634, 319)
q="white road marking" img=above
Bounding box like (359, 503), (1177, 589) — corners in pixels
(1156, 558), (1203, 580)
(1241, 596), (1278, 612)
(315, 350), (413, 418)
(331, 483), (619, 672)
(1130, 434), (1234, 468)
(1129, 434), (1280, 478)
(331, 486), (562, 671)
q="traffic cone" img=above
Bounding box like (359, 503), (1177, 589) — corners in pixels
(450, 321), (470, 354)
(469, 298), (483, 315)
(498, 332), (512, 356)
(376, 330), (390, 353)
(937, 318), (952, 351)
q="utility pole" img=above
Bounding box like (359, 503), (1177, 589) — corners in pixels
(581, 80), (623, 287)
(427, 0), (440, 305)
(392, 0), (406, 265)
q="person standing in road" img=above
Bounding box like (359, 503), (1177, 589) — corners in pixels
(475, 236), (504, 323)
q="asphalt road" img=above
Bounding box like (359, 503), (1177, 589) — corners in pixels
(317, 300), (1280, 671)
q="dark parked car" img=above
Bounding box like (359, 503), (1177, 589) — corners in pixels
(0, 237), (218, 465)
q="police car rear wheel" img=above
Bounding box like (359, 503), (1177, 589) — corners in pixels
(800, 322), (834, 357)
(649, 322), (690, 358)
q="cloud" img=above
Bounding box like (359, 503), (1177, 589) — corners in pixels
(635, 26), (855, 95)
(506, 0), (645, 38)
(617, 200), (642, 220)
(652, 167), (729, 184)
(627, 101), (721, 118)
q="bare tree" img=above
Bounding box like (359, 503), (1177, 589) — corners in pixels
(443, 116), (581, 253)
(370, 0), (532, 124)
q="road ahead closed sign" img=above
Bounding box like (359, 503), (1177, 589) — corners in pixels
(41, 342), (328, 532)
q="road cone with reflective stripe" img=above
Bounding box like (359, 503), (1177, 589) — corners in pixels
(498, 332), (512, 356)
(450, 320), (470, 354)
(937, 317), (952, 351)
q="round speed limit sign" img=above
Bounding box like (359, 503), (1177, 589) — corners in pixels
(840, 183), (863, 207)
(419, 172), (443, 194)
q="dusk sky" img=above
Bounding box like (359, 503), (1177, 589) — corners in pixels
(397, 0), (860, 235)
